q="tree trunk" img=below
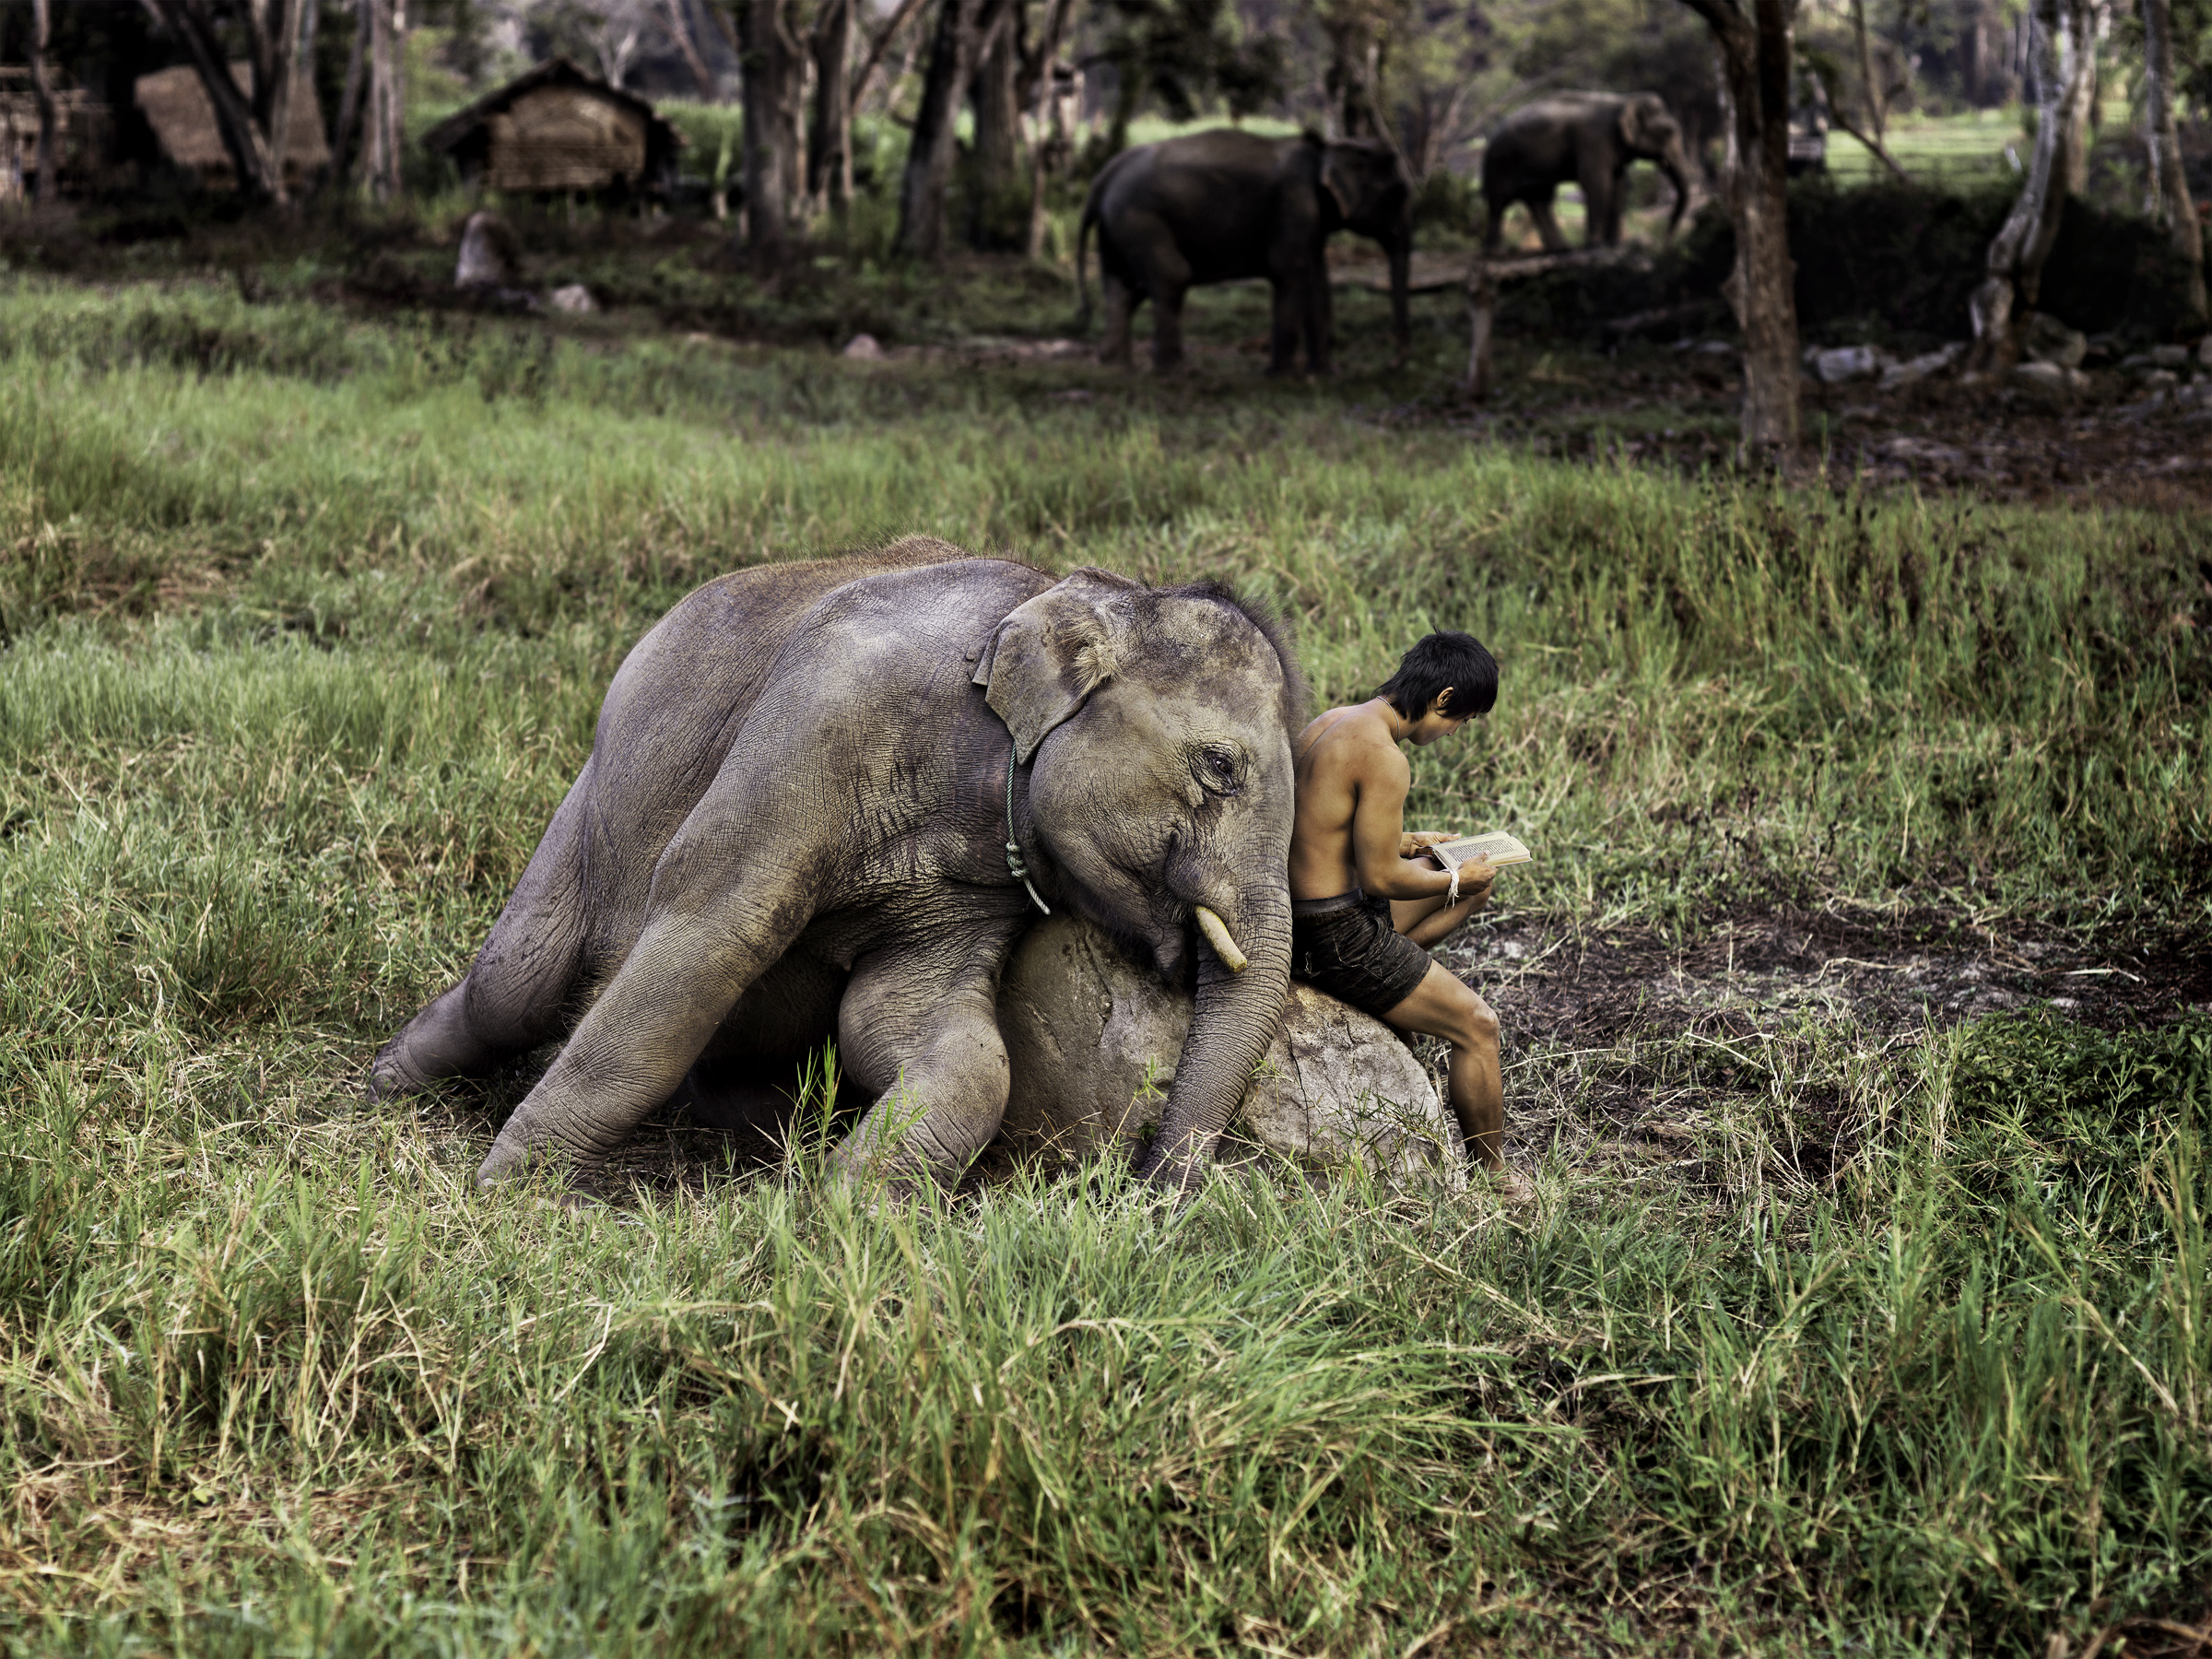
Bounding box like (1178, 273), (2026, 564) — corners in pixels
(137, 0), (286, 197)
(896, 0), (1007, 259)
(1678, 0), (1802, 453)
(1968, 0), (2102, 368)
(331, 0), (371, 188)
(2142, 0), (2207, 326)
(363, 0), (406, 201)
(29, 0), (58, 202)
(735, 0), (806, 258)
(971, 9), (1022, 193)
(1020, 0), (1076, 259)
(262, 0), (311, 206)
(1461, 252), (1496, 400)
(1324, 9), (1384, 140)
(806, 0), (854, 216)
(1851, 0), (1885, 150)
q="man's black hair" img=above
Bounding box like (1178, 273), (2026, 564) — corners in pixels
(1374, 631), (1497, 721)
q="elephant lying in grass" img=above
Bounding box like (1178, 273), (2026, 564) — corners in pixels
(371, 538), (1305, 1194)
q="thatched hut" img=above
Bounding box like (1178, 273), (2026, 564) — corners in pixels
(134, 63), (329, 188)
(420, 59), (683, 195)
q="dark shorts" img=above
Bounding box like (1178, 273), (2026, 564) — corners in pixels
(1290, 889), (1433, 1018)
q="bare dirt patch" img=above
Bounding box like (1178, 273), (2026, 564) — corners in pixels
(1449, 903), (2212, 1047)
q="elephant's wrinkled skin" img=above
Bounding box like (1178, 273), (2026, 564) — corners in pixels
(370, 540), (1304, 1194)
(1077, 128), (1412, 375)
(1481, 91), (1692, 253)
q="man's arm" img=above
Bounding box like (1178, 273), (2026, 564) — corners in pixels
(1348, 744), (1460, 900)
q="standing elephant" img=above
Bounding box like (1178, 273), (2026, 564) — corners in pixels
(371, 538), (1304, 1196)
(1077, 129), (1412, 375)
(1480, 92), (1692, 253)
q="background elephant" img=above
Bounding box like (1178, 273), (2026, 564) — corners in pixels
(1077, 129), (1412, 375)
(370, 538), (1305, 1195)
(1480, 92), (1693, 253)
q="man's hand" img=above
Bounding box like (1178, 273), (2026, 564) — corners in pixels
(1401, 830), (1456, 858)
(1454, 860), (1496, 901)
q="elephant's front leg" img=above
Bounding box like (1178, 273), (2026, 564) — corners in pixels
(1526, 189), (1570, 253)
(1588, 170), (1623, 245)
(831, 935), (1017, 1191)
(477, 902), (801, 1185)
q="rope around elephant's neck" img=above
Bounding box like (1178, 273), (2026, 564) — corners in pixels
(1006, 746), (1051, 915)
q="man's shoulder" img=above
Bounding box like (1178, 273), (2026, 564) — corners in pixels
(1298, 705), (1406, 780)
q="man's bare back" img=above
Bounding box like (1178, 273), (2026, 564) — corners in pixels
(1289, 697), (1486, 924)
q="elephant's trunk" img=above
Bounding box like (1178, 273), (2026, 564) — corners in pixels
(1136, 883), (1292, 1193)
(1660, 146), (1693, 241)
(1385, 226), (1413, 366)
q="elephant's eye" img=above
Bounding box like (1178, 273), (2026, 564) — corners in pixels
(1192, 745), (1244, 797)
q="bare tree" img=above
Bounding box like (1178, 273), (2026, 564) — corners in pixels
(806, 0), (853, 214)
(1677, 0), (1802, 453)
(365, 0), (406, 200)
(971, 6), (1021, 199)
(331, 0), (371, 186)
(137, 0), (317, 201)
(2142, 0), (2206, 326)
(1022, 0), (1078, 257)
(28, 0), (58, 201)
(1968, 0), (2105, 368)
(897, 0), (1014, 258)
(662, 0), (723, 96)
(735, 0), (806, 256)
(852, 0), (932, 108)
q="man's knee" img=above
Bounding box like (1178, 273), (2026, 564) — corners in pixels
(1452, 989), (1500, 1053)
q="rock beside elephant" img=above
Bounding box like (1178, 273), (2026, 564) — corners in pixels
(995, 914), (1462, 1182)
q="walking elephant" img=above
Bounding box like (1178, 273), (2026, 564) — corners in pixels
(1077, 129), (1412, 375)
(370, 538), (1305, 1196)
(1480, 92), (1693, 253)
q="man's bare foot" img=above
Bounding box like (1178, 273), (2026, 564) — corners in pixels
(1477, 1165), (1536, 1206)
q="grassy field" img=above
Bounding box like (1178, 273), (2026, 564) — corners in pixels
(2, 274), (2210, 1655)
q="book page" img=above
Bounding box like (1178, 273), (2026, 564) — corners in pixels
(1430, 831), (1532, 870)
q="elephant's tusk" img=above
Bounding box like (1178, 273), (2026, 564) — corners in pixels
(1193, 906), (1248, 974)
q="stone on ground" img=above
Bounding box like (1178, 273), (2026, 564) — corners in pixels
(995, 914), (1463, 1182)
(454, 211), (520, 289)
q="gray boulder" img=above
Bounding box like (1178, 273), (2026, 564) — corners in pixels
(2022, 312), (2088, 370)
(994, 914), (1463, 1182)
(455, 211), (521, 289)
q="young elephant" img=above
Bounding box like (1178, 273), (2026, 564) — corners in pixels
(1480, 91), (1693, 253)
(1077, 128), (1412, 375)
(371, 539), (1304, 1194)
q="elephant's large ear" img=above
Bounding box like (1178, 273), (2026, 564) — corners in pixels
(973, 570), (1140, 761)
(1618, 94), (1668, 150)
(1319, 145), (1359, 219)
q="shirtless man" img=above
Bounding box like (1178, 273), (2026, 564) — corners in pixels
(1288, 631), (1522, 1191)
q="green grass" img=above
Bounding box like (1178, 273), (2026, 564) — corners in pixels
(2, 277), (2210, 1653)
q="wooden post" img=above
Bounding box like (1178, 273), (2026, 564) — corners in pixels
(29, 0), (58, 202)
(364, 0), (406, 201)
(1461, 253), (1494, 401)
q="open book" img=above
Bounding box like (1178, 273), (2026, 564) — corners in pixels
(1429, 831), (1533, 873)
